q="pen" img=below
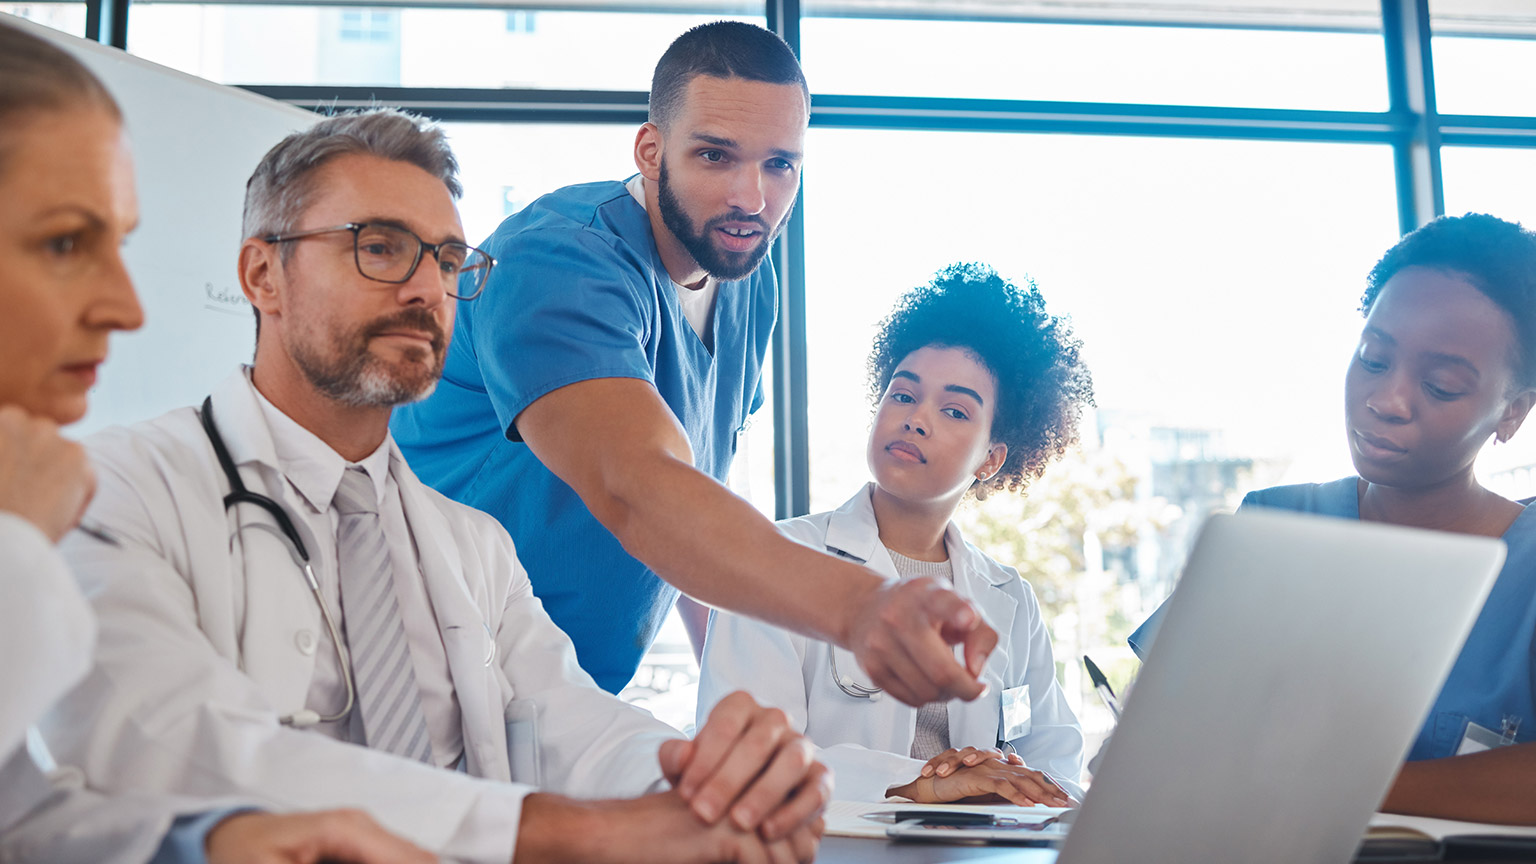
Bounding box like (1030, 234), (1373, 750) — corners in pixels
(74, 520), (122, 547)
(1083, 654), (1122, 720)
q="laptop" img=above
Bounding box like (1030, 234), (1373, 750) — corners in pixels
(877, 508), (1505, 864)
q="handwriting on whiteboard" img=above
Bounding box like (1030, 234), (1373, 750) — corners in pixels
(204, 282), (251, 315)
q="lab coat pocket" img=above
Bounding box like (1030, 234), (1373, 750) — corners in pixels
(1000, 684), (1032, 742)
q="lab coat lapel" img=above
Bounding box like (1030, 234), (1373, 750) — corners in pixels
(823, 485), (884, 564)
(824, 486), (917, 743)
(390, 449), (511, 782)
(945, 523), (1016, 752)
(824, 486), (893, 696)
(209, 371), (325, 714)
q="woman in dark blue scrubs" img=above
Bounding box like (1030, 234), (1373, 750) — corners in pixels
(1132, 213), (1536, 825)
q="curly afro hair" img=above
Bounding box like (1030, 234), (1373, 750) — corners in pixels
(867, 263), (1094, 497)
(1363, 213), (1536, 388)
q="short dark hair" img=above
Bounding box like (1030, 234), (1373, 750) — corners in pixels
(0, 21), (122, 173)
(648, 21), (808, 128)
(868, 263), (1095, 496)
(1363, 213), (1536, 388)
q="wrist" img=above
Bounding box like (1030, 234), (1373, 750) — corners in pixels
(515, 794), (609, 864)
(832, 568), (887, 649)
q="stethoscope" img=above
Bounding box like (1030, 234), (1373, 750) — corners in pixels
(826, 548), (885, 700)
(200, 396), (355, 729)
(202, 396), (502, 729)
(830, 649), (883, 700)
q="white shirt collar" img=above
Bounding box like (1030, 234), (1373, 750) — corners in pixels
(625, 172), (647, 210)
(244, 367), (393, 514)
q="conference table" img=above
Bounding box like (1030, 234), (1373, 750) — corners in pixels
(808, 808), (1536, 863)
(812, 836), (1511, 863)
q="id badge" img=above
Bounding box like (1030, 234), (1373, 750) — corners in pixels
(505, 698), (543, 785)
(1456, 719), (1511, 756)
(1001, 684), (1032, 741)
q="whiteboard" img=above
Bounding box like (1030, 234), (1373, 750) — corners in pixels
(7, 14), (317, 437)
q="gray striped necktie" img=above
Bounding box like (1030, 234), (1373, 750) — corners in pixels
(333, 466), (434, 764)
(910, 701), (952, 761)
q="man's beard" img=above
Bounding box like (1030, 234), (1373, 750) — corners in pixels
(657, 159), (789, 282)
(290, 308), (447, 408)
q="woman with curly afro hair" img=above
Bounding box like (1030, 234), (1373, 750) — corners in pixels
(698, 263), (1095, 805)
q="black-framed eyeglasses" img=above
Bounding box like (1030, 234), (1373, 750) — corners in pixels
(263, 222), (495, 300)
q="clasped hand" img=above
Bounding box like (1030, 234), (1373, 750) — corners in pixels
(889, 746), (1073, 808)
(657, 691), (831, 862)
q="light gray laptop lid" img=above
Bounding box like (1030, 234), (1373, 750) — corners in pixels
(1057, 508), (1505, 864)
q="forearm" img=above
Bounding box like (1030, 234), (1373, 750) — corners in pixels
(518, 379), (994, 706)
(593, 453), (879, 646)
(513, 794), (607, 864)
(1381, 744), (1536, 825)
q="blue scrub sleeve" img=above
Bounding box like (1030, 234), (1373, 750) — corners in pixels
(474, 227), (658, 440)
(149, 807), (258, 864)
(749, 375), (765, 416)
(1127, 603), (1165, 659)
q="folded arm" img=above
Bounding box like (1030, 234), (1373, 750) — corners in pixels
(1382, 744), (1536, 825)
(0, 405), (100, 758)
(0, 515), (95, 760)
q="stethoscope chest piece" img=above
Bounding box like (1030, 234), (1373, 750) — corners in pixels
(830, 647), (883, 700)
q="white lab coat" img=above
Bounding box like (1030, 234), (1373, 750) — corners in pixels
(698, 485), (1084, 802)
(0, 515), (94, 766)
(0, 515), (195, 864)
(0, 754), (197, 864)
(45, 370), (679, 864)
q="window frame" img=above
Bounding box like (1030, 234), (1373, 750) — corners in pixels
(78, 0), (1536, 518)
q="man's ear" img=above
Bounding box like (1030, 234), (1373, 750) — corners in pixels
(633, 122), (663, 182)
(239, 238), (283, 317)
(1496, 389), (1536, 444)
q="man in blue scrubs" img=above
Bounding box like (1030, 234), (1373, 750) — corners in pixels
(394, 22), (996, 711)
